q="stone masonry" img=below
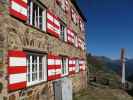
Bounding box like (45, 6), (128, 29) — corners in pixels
(0, 0), (87, 100)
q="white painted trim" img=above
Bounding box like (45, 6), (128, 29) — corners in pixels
(54, 19), (60, 26)
(47, 13), (54, 22)
(42, 56), (47, 81)
(9, 73), (26, 84)
(42, 10), (46, 31)
(11, 1), (27, 16)
(56, 69), (61, 74)
(48, 59), (55, 65)
(27, 54), (47, 86)
(48, 69), (55, 76)
(47, 23), (55, 31)
(9, 57), (26, 66)
(69, 60), (73, 64)
(69, 67), (73, 71)
(55, 59), (61, 65)
(47, 23), (60, 34)
(22, 0), (27, 3)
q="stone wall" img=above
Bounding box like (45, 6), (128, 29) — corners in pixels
(40, 0), (85, 39)
(0, 0), (88, 100)
(3, 16), (86, 58)
(70, 71), (88, 93)
(8, 82), (54, 100)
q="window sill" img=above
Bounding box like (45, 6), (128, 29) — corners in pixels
(27, 80), (47, 87)
(25, 23), (46, 33)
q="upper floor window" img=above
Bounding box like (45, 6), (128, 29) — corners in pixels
(79, 20), (85, 32)
(56, 0), (69, 12)
(74, 35), (78, 47)
(28, 0), (46, 31)
(27, 52), (47, 86)
(60, 23), (67, 41)
(71, 8), (78, 25)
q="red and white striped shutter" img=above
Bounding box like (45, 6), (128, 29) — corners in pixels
(48, 54), (56, 80)
(69, 58), (73, 75)
(48, 54), (61, 80)
(54, 56), (61, 79)
(9, 0), (28, 21)
(47, 11), (60, 38)
(79, 60), (83, 71)
(72, 58), (76, 74)
(54, 15), (60, 37)
(69, 58), (75, 75)
(67, 28), (74, 44)
(8, 50), (27, 91)
(72, 58), (76, 73)
(78, 37), (82, 48)
(79, 60), (86, 71)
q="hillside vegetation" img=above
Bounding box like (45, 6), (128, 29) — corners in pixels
(74, 53), (133, 100)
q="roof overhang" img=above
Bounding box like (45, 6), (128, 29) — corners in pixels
(71, 0), (87, 22)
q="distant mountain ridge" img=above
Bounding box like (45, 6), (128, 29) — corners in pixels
(91, 55), (133, 78)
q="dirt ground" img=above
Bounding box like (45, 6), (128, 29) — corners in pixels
(74, 86), (133, 100)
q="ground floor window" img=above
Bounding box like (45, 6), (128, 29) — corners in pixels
(27, 52), (47, 86)
(61, 57), (68, 76)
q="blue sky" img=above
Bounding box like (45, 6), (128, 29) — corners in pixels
(76, 0), (133, 59)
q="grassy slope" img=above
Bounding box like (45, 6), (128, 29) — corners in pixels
(75, 54), (133, 100)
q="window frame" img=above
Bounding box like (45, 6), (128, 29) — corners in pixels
(27, 0), (46, 31)
(26, 52), (47, 86)
(60, 22), (67, 42)
(71, 8), (78, 25)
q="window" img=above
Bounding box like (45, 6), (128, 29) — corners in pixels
(75, 59), (80, 72)
(61, 57), (68, 76)
(27, 53), (47, 86)
(79, 20), (85, 32)
(74, 35), (78, 47)
(60, 23), (67, 41)
(71, 8), (77, 25)
(56, 0), (68, 12)
(28, 0), (46, 31)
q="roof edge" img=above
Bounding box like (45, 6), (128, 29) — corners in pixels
(71, 0), (87, 22)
